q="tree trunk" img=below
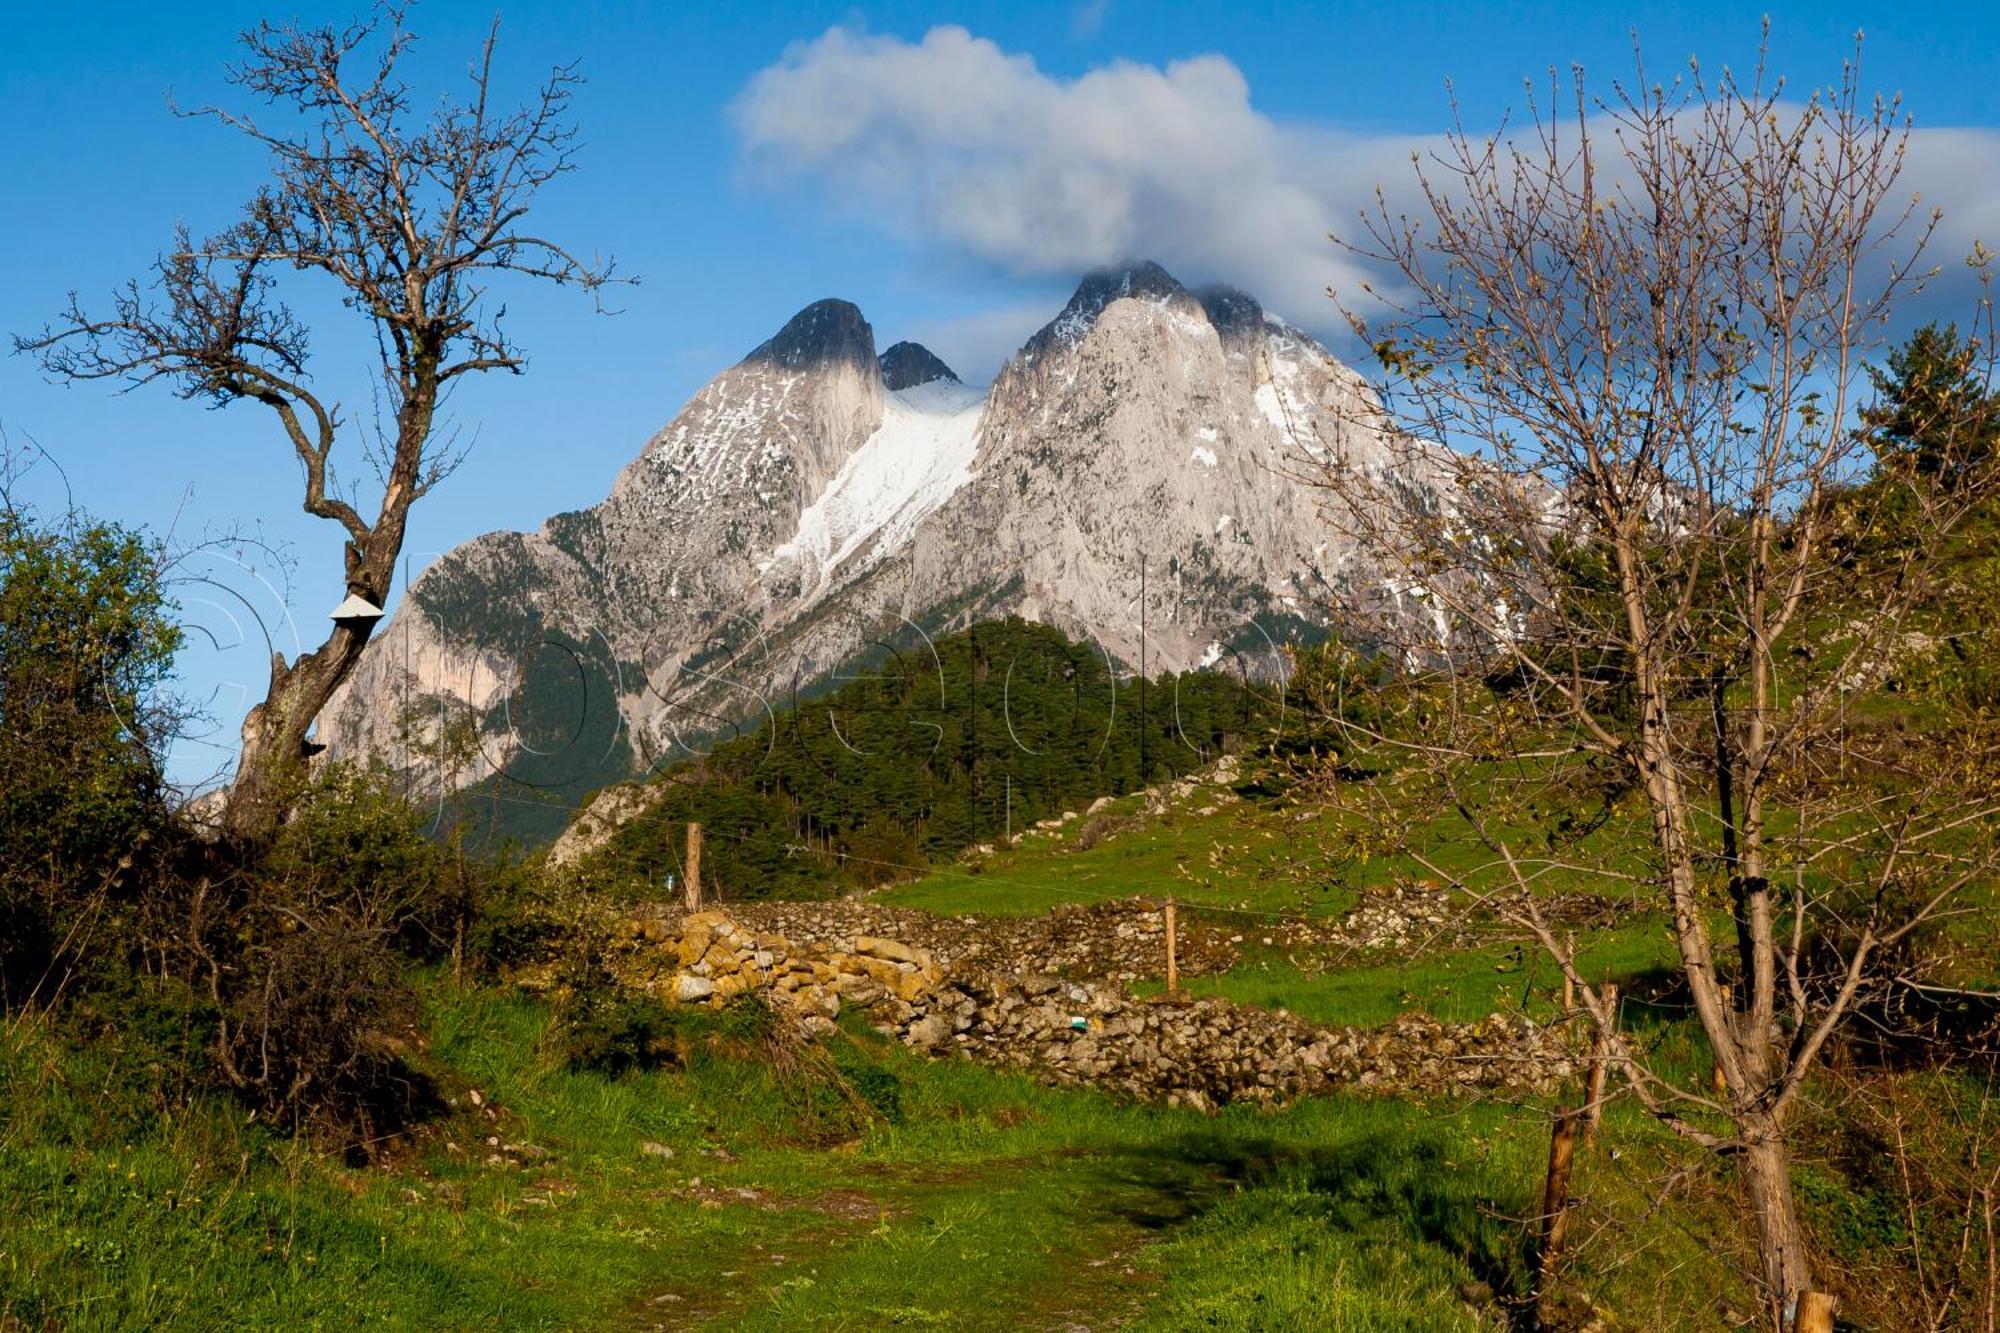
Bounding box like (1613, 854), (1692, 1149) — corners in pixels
(1739, 1122), (1814, 1322)
(217, 374), (429, 845)
(217, 617), (377, 843)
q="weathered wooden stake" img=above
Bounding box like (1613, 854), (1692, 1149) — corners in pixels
(1796, 1290), (1836, 1333)
(1563, 932), (1576, 1013)
(1581, 983), (1617, 1148)
(1164, 898), (1179, 996)
(1538, 1106), (1581, 1300)
(685, 821), (703, 911)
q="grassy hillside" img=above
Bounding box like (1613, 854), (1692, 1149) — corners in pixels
(14, 757), (1974, 1330)
(0, 960), (1739, 1331)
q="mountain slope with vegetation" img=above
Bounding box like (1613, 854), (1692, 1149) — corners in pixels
(559, 617), (1281, 899)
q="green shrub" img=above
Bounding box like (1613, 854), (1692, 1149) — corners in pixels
(0, 502), (177, 1004)
(464, 853), (568, 971)
(0, 492), (519, 1145)
(559, 988), (693, 1076)
(261, 763), (466, 963)
(101, 764), (463, 1138)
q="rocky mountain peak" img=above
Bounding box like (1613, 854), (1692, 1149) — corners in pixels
(322, 264), (1459, 849)
(1194, 285), (1267, 347)
(878, 341), (960, 391)
(743, 298), (877, 374)
(1022, 260), (1194, 359)
(1074, 258), (1187, 307)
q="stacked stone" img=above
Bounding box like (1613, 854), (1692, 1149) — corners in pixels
(609, 909), (944, 1034)
(892, 973), (1576, 1109)
(588, 908), (1576, 1111)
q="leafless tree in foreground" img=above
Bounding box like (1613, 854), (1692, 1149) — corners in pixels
(16, 3), (621, 841)
(1311, 37), (1999, 1321)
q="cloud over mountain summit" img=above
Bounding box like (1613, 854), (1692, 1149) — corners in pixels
(734, 26), (2000, 340)
(731, 25), (1406, 330)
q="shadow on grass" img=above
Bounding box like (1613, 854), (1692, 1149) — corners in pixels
(1084, 1125), (1536, 1327)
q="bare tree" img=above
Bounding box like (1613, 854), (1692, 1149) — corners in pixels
(16, 4), (621, 841)
(1311, 36), (1999, 1320)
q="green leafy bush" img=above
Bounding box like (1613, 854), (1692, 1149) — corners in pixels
(559, 988), (693, 1076)
(464, 852), (569, 971)
(0, 501), (177, 1004)
(261, 764), (466, 962)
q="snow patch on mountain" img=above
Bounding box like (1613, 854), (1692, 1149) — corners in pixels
(767, 377), (986, 589)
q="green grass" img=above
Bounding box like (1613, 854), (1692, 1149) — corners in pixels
(1, 975), (1744, 1331)
(8, 764), (1957, 1328)
(875, 765), (1661, 923)
(875, 792), (1355, 919)
(1130, 922), (1681, 1030)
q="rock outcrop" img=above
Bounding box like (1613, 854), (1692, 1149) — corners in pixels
(877, 340), (959, 391)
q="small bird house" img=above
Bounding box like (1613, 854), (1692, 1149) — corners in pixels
(327, 592), (385, 626)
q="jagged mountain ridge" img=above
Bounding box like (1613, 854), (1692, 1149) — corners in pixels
(321, 261), (1449, 815)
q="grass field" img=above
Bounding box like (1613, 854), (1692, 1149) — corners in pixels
(875, 762), (1657, 921)
(1, 975), (1750, 1331)
(2, 771), (1968, 1329)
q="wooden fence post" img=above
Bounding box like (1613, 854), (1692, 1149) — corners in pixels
(1164, 898), (1179, 997)
(685, 821), (703, 911)
(1582, 983), (1617, 1149)
(1537, 1106), (1581, 1309)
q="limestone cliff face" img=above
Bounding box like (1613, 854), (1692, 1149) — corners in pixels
(320, 262), (1453, 816)
(902, 262), (1407, 675)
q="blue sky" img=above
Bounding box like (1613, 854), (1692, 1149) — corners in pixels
(3, 0), (1995, 783)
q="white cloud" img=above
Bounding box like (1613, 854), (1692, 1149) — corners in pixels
(731, 26), (1403, 332)
(733, 26), (1999, 341)
(1902, 128), (2000, 322)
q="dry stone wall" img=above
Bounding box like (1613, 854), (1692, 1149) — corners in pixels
(554, 902), (1579, 1110)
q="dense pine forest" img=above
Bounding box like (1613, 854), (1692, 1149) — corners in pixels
(578, 617), (1284, 897)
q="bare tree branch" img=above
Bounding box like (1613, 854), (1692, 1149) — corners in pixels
(11, 2), (629, 841)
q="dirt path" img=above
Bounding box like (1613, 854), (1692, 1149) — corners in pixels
(622, 1146), (1233, 1331)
